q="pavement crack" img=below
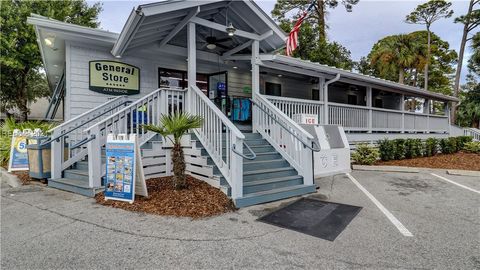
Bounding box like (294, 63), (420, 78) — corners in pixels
(2, 195), (283, 242)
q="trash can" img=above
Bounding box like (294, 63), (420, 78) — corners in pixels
(26, 136), (51, 179)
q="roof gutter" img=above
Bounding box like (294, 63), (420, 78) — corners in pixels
(111, 8), (145, 58)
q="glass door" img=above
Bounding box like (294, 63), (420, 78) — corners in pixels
(208, 72), (228, 115)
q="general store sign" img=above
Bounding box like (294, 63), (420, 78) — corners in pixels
(89, 60), (140, 95)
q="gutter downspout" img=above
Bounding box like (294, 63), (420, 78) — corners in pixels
(323, 74), (340, 125)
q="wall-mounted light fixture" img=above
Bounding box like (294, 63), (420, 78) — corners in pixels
(44, 36), (55, 48)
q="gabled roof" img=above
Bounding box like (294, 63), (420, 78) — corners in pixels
(260, 54), (459, 102)
(111, 0), (287, 57)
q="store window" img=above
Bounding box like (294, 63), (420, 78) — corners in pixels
(265, 82), (281, 96)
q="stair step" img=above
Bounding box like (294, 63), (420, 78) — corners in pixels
(243, 159), (289, 171)
(243, 167), (298, 181)
(63, 169), (89, 181)
(234, 184), (316, 208)
(48, 178), (102, 197)
(243, 175), (303, 194)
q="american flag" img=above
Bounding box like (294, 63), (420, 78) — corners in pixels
(286, 1), (316, 56)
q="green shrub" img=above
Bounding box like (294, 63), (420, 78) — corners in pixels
(352, 144), (380, 165)
(456, 136), (473, 149)
(448, 137), (459, 153)
(439, 137), (459, 154)
(0, 118), (56, 166)
(463, 141), (480, 154)
(424, 138), (438, 157)
(404, 139), (422, 159)
(393, 139), (406, 160)
(378, 138), (395, 161)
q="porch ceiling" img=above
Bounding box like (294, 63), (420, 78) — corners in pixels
(113, 0), (286, 57)
(260, 54), (459, 102)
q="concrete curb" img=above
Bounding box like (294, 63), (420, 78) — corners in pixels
(0, 167), (22, 188)
(352, 165), (420, 173)
(447, 170), (480, 177)
(353, 165), (480, 177)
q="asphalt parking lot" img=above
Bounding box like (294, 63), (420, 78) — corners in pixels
(1, 169), (479, 269)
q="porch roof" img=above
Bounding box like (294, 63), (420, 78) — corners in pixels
(260, 54), (459, 102)
(112, 0), (287, 58)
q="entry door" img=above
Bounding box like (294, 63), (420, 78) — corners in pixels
(208, 72), (228, 115)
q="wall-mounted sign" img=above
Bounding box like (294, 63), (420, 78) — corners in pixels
(89, 60), (140, 95)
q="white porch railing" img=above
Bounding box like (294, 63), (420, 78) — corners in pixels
(465, 128), (480, 141)
(49, 96), (130, 180)
(267, 96), (325, 123)
(265, 95), (449, 134)
(253, 94), (314, 184)
(188, 85), (245, 199)
(83, 88), (186, 188)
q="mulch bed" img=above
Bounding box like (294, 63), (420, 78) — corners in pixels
(13, 171), (33, 185)
(375, 152), (480, 171)
(95, 175), (236, 219)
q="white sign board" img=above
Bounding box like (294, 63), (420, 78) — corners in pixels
(104, 134), (147, 203)
(293, 114), (318, 125)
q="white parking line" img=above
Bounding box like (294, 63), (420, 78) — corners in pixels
(346, 173), (414, 237)
(430, 173), (480, 195)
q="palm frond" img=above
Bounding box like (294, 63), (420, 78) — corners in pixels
(142, 112), (204, 144)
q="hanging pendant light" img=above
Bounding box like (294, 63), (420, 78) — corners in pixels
(226, 23), (236, 37)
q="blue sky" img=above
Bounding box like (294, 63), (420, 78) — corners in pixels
(91, 0), (475, 83)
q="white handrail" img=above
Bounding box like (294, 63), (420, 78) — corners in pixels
(253, 94), (314, 184)
(189, 85), (244, 139)
(258, 94), (314, 140)
(49, 95), (130, 181)
(189, 85), (244, 198)
(50, 95), (128, 132)
(84, 88), (187, 188)
(465, 128), (480, 141)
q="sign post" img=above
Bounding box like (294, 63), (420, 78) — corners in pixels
(104, 134), (147, 203)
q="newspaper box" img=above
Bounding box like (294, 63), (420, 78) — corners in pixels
(300, 124), (351, 178)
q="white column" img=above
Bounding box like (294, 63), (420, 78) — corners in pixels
(323, 81), (329, 125)
(87, 126), (101, 188)
(401, 94), (405, 133)
(251, 40), (260, 97)
(424, 99), (430, 133)
(251, 40), (260, 132)
(187, 22), (196, 114)
(318, 77), (325, 123)
(366, 86), (372, 133)
(50, 129), (63, 179)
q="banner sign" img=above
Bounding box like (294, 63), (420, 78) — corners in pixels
(8, 129), (42, 172)
(104, 134), (147, 203)
(89, 60), (140, 95)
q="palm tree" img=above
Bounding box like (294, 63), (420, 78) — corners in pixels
(370, 34), (422, 84)
(143, 113), (203, 189)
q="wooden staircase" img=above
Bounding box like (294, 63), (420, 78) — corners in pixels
(190, 132), (316, 207)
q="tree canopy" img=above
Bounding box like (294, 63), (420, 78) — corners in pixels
(363, 31), (457, 95)
(272, 1), (357, 70)
(272, 0), (359, 41)
(0, 0), (101, 120)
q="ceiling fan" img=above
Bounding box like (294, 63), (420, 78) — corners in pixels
(204, 36), (231, 50)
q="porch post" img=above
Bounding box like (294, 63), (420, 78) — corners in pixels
(401, 94), (405, 133)
(251, 40), (260, 132)
(187, 22), (196, 114)
(323, 84), (329, 125)
(251, 40), (260, 97)
(366, 86), (372, 133)
(319, 77), (325, 122)
(424, 99), (430, 133)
